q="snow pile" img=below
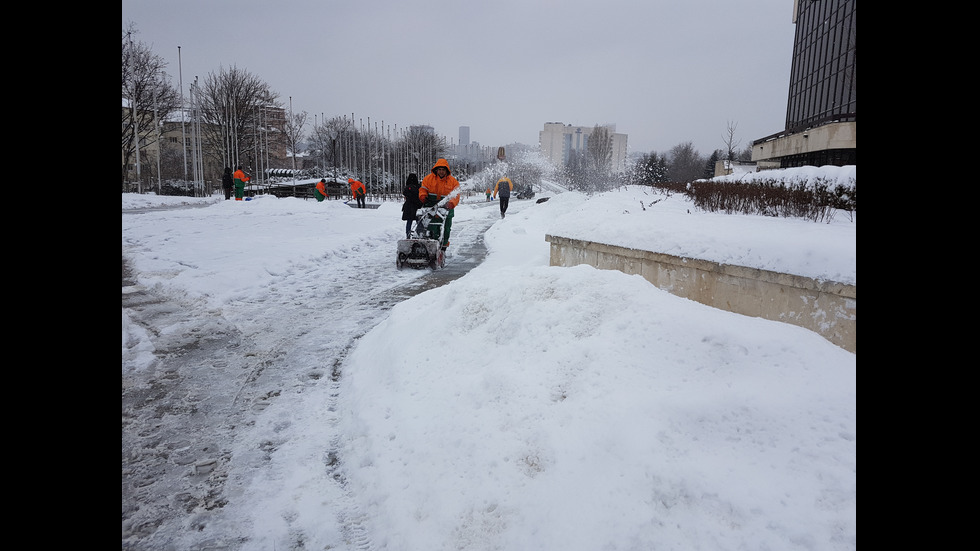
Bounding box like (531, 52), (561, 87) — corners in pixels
(709, 164), (856, 188)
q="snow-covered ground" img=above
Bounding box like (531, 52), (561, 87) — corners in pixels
(123, 168), (855, 550)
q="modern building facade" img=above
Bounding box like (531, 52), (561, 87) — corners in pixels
(539, 122), (629, 173)
(753, 0), (856, 168)
(458, 126), (470, 146)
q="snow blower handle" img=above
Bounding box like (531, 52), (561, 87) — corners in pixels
(434, 186), (462, 209)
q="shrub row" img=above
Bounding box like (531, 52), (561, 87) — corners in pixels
(649, 177), (855, 223)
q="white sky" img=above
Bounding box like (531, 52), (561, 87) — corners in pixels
(121, 0), (796, 155)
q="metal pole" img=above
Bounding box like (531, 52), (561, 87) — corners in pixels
(254, 105), (260, 186)
(178, 46), (188, 184)
(231, 98), (238, 174)
(290, 97), (296, 188)
(128, 32), (141, 192)
(265, 106), (271, 187)
(190, 78), (200, 192)
(367, 117), (372, 192)
(154, 92), (161, 194)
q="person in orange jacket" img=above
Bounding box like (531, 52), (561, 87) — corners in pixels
(419, 158), (461, 250)
(233, 166), (250, 201)
(348, 178), (366, 208)
(315, 179), (330, 202)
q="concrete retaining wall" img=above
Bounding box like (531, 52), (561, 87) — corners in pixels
(545, 235), (856, 353)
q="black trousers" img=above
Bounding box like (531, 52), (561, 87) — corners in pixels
(499, 196), (510, 214)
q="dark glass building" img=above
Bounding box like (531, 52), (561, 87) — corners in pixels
(754, 0), (856, 168)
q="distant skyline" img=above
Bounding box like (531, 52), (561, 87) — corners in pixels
(122, 0), (796, 156)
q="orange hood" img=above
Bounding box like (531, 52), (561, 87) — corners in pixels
(431, 158), (451, 175)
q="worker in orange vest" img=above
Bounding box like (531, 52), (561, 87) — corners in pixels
(233, 166), (250, 201)
(418, 158), (461, 250)
(315, 179), (329, 202)
(348, 178), (366, 208)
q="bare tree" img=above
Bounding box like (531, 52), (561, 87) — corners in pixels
(586, 125), (613, 175)
(583, 125), (615, 193)
(121, 24), (181, 188)
(556, 125), (617, 194)
(722, 120), (740, 161)
(196, 66), (282, 181)
(400, 126), (447, 175)
(284, 107), (308, 176)
(308, 115), (354, 173)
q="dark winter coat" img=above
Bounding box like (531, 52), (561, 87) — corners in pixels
(493, 177), (513, 199)
(221, 168), (233, 190)
(401, 173), (422, 221)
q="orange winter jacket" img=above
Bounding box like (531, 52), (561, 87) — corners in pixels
(233, 169), (250, 184)
(419, 158), (461, 209)
(348, 179), (365, 197)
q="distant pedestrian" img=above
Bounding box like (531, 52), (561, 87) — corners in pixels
(401, 173), (422, 238)
(315, 179), (329, 202)
(221, 167), (233, 200)
(349, 178), (366, 208)
(486, 188), (491, 202)
(493, 176), (513, 218)
(233, 166), (250, 201)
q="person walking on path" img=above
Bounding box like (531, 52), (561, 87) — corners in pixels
(233, 166), (250, 201)
(419, 158), (461, 250)
(221, 167), (234, 200)
(349, 178), (366, 208)
(486, 188), (491, 202)
(493, 176), (513, 218)
(401, 173), (422, 239)
(315, 179), (330, 202)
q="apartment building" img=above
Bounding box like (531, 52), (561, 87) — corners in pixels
(539, 122), (629, 174)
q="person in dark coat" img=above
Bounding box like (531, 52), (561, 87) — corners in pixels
(401, 173), (422, 238)
(221, 167), (234, 200)
(493, 176), (513, 218)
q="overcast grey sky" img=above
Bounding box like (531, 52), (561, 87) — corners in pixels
(122, 0), (796, 156)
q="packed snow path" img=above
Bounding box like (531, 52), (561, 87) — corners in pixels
(122, 199), (502, 550)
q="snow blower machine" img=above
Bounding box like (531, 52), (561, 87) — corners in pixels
(396, 189), (460, 270)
